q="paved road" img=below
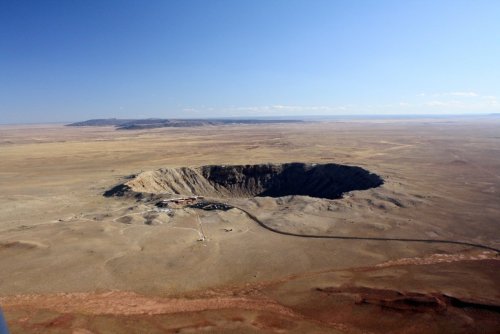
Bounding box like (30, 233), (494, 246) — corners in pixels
(234, 207), (500, 253)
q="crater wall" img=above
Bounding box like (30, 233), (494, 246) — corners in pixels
(105, 163), (384, 200)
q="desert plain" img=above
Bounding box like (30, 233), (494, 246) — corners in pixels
(0, 118), (499, 333)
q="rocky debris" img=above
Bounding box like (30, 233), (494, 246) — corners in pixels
(375, 251), (499, 268)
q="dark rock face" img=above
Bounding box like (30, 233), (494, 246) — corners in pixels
(200, 163), (383, 200)
(316, 286), (500, 313)
(103, 184), (132, 197)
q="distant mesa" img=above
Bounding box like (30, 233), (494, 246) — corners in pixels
(67, 118), (303, 130)
(105, 163), (383, 200)
(66, 118), (135, 127)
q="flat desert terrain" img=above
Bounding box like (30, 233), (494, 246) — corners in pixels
(0, 119), (499, 333)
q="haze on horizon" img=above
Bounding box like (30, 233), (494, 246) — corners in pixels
(1, 0), (499, 124)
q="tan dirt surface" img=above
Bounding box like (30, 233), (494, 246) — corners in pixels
(1, 119), (499, 333)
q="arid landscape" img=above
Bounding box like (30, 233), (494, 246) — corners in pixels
(0, 118), (499, 333)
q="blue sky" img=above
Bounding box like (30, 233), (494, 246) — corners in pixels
(1, 0), (499, 123)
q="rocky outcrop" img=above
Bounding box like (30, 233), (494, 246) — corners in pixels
(316, 286), (500, 313)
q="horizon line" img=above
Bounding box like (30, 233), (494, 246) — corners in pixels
(2, 113), (500, 126)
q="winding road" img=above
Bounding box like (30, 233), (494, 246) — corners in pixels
(233, 206), (500, 253)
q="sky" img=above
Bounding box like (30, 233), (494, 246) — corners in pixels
(1, 0), (499, 123)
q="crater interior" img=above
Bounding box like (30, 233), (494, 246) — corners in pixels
(109, 163), (384, 200)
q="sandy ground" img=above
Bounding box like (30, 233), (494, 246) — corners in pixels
(0, 119), (499, 333)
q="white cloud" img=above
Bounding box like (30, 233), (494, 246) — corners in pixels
(424, 97), (498, 110)
(415, 91), (499, 111)
(180, 107), (205, 116)
(448, 91), (479, 97)
(178, 92), (499, 117)
(232, 105), (347, 114)
(421, 91), (481, 98)
(481, 95), (498, 101)
(425, 100), (464, 107)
